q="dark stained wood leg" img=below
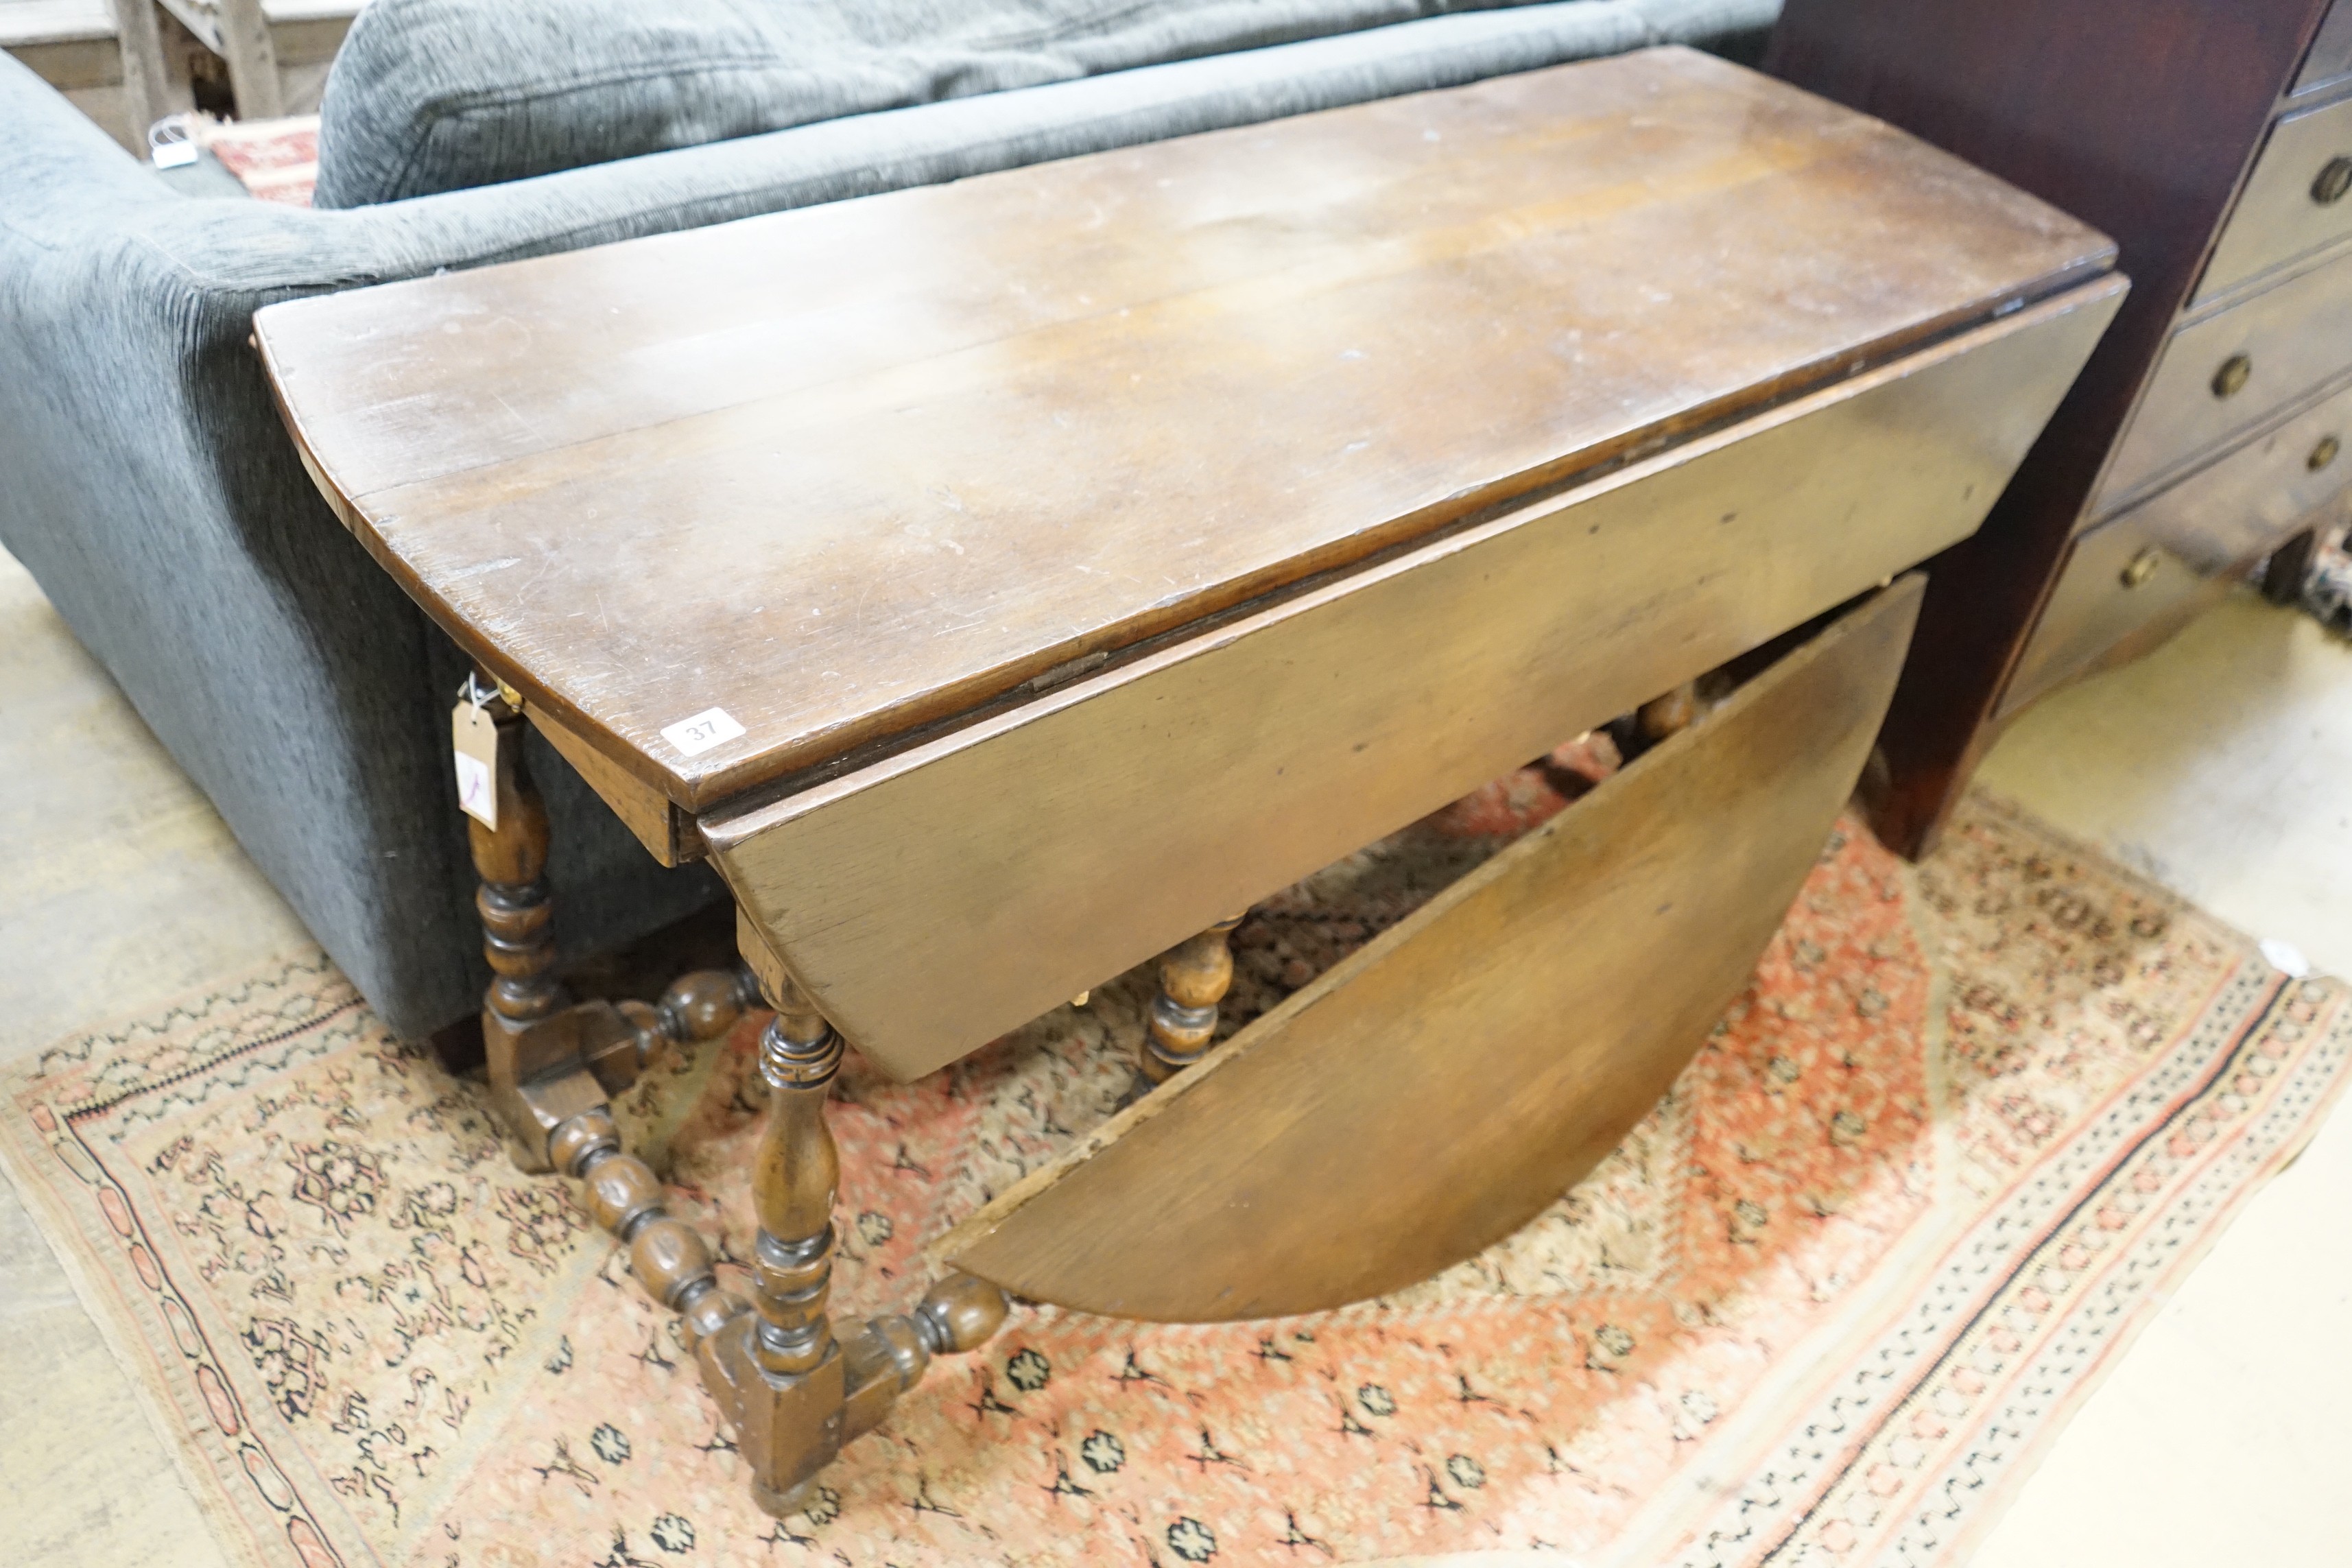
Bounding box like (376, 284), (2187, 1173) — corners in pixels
(466, 678), (561, 1086)
(703, 930), (1008, 1517)
(2263, 527), (2319, 606)
(460, 675), (604, 1174)
(450, 682), (1006, 1506)
(547, 1106), (753, 1343)
(1142, 913), (1246, 1084)
(447, 670), (763, 1350)
(701, 983), (849, 1515)
(1637, 680), (1698, 742)
(460, 672), (759, 1168)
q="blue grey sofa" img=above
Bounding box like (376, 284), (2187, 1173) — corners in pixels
(0, 0), (1776, 1040)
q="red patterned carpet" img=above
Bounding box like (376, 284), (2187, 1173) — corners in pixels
(198, 117), (318, 206)
(3, 791), (2344, 1568)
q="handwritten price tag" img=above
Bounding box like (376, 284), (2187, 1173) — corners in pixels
(451, 700), (501, 829)
(661, 706), (746, 757)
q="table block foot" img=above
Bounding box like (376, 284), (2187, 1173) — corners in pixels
(696, 951), (1008, 1514)
(455, 672), (757, 1170)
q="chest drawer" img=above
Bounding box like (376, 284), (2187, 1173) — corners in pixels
(2011, 377), (2352, 714)
(2094, 243), (2352, 516)
(2196, 93), (2352, 303)
(2296, 0), (2352, 97)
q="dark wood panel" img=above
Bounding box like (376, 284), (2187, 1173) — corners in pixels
(1769, 0), (2331, 856)
(257, 47), (2111, 812)
(938, 579), (1923, 1322)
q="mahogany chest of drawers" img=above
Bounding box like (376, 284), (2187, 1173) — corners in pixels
(1770, 0), (2352, 855)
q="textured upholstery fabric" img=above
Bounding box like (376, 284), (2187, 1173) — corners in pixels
(315, 0), (1776, 206)
(0, 72), (729, 1041)
(0, 0), (1775, 1038)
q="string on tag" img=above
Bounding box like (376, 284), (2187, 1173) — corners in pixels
(452, 676), (504, 831)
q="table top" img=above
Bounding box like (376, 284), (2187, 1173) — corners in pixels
(256, 46), (2113, 812)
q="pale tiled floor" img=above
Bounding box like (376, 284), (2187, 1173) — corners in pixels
(2, 546), (2348, 1565)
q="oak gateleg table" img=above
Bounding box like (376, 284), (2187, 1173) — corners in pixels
(253, 47), (2122, 1514)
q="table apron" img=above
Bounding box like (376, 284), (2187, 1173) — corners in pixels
(702, 279), (2122, 1082)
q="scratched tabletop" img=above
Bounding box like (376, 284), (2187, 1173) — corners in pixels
(254, 46), (2109, 811)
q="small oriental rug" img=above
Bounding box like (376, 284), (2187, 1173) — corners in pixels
(198, 115), (319, 206)
(3, 792), (2346, 1568)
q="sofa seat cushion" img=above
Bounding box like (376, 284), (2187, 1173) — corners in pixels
(314, 0), (1761, 207)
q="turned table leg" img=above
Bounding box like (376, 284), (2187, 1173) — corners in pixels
(1637, 679), (1698, 744)
(455, 672), (755, 1169)
(457, 674), (606, 1172)
(449, 676), (1008, 1510)
(701, 929), (1010, 1517)
(1141, 913), (1246, 1085)
(698, 980), (851, 1514)
(462, 677), (563, 1079)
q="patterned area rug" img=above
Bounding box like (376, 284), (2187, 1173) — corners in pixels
(3, 792), (2346, 1568)
(198, 116), (319, 206)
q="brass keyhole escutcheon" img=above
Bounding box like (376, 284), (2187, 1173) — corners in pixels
(2315, 155), (2352, 206)
(2313, 434), (2342, 472)
(2120, 548), (2161, 589)
(2212, 353), (2252, 399)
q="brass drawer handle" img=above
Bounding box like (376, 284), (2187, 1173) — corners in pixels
(2120, 548), (2162, 589)
(2316, 155), (2352, 206)
(2212, 353), (2252, 399)
(2315, 434), (2343, 471)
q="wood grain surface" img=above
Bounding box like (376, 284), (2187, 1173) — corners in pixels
(255, 46), (2111, 810)
(525, 705), (690, 866)
(936, 577), (1924, 1321)
(702, 283), (2118, 1082)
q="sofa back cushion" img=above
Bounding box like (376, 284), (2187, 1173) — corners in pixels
(313, 0), (1569, 207)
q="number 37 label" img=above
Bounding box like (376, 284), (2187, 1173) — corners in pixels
(662, 706), (746, 757)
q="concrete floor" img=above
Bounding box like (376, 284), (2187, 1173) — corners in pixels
(2, 545), (2347, 1565)
(0, 548), (307, 1567)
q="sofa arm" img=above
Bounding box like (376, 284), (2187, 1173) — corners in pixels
(0, 55), (730, 1038)
(0, 53), (185, 232)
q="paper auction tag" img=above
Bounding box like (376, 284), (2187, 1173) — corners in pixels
(452, 698), (501, 830)
(661, 706), (746, 757)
